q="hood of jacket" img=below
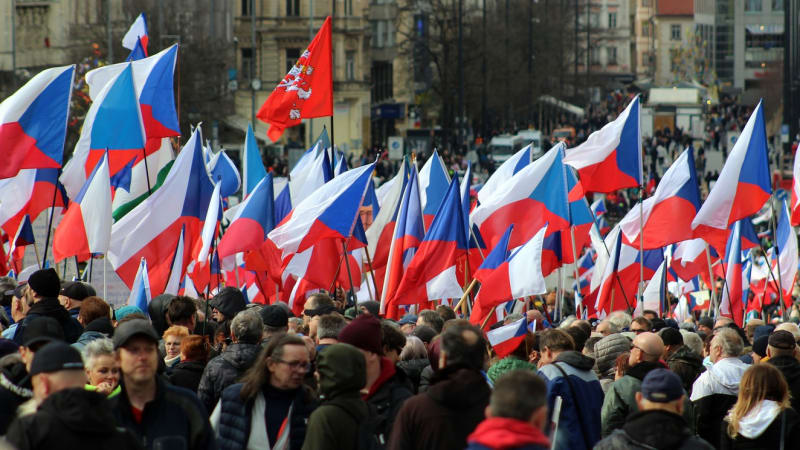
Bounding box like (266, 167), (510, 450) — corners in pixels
(621, 409), (695, 448)
(76, 330), (106, 346)
(708, 357), (749, 394)
(38, 387), (118, 435)
(626, 361), (666, 381)
(147, 294), (174, 336)
(556, 350), (596, 371)
(317, 343), (366, 401)
(468, 417), (550, 448)
(736, 399), (781, 439)
(221, 342), (260, 370)
(427, 364), (491, 410)
(594, 333), (631, 376)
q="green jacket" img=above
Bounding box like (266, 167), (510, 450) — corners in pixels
(302, 344), (369, 450)
(601, 361), (695, 437)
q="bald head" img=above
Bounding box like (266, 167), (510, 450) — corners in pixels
(776, 322), (800, 341)
(629, 332), (664, 365)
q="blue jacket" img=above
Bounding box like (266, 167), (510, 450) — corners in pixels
(538, 351), (604, 450)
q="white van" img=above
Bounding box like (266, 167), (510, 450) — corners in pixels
(488, 134), (524, 163)
(515, 129), (543, 159)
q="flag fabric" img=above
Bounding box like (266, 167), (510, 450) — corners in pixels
(487, 317), (528, 358)
(53, 153), (112, 262)
(127, 258), (151, 314)
(268, 162), (375, 258)
(638, 259), (667, 316)
(471, 226), (547, 325)
(108, 128), (215, 294)
(472, 225), (514, 283)
(671, 238), (713, 282)
(792, 148), (800, 226)
(291, 146), (333, 207)
(274, 180), (292, 223)
(460, 160), (474, 243)
(594, 226), (653, 315)
(243, 124), (268, 196)
(122, 13), (149, 52)
(478, 144), (532, 205)
(208, 150), (241, 198)
(12, 215), (35, 248)
(692, 101), (771, 252)
(563, 95), (642, 193)
(591, 199), (607, 217)
(619, 147), (701, 249)
(194, 182), (222, 263)
(7, 215), (34, 272)
(774, 200), (798, 307)
(257, 17), (333, 141)
(380, 168), (425, 312)
(384, 178), (468, 319)
(163, 225), (186, 296)
(471, 144), (570, 250)
(0, 65), (74, 179)
(218, 174), (276, 259)
(365, 161), (408, 298)
(108, 138), (174, 221)
(720, 220), (745, 326)
(419, 150), (452, 229)
(126, 37), (147, 61)
(0, 168), (68, 241)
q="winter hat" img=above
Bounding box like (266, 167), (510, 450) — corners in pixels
(768, 330), (797, 351)
(85, 317), (114, 336)
(59, 281), (96, 301)
(260, 305), (288, 328)
(359, 301), (380, 317)
(29, 342), (83, 376)
(209, 287), (247, 319)
(115, 305), (145, 321)
(338, 313), (382, 354)
(641, 368), (684, 403)
(659, 327), (683, 346)
(27, 268), (60, 298)
(752, 334), (769, 358)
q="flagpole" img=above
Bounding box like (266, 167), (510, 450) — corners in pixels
(638, 190), (645, 306)
(363, 246), (380, 303)
(340, 240), (357, 307)
(103, 256), (107, 300)
(758, 241), (785, 319)
(769, 195), (786, 320)
(586, 206), (633, 311)
(32, 243), (42, 270)
(142, 147), (153, 194)
(569, 227), (583, 318)
(704, 244), (715, 318)
(88, 256), (94, 283)
(41, 169), (62, 267)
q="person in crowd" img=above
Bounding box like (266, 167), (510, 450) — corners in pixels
(608, 312), (633, 334)
(721, 364), (800, 449)
(0, 277), (17, 325)
(163, 325), (189, 370)
(593, 333), (631, 393)
(212, 334), (315, 450)
(58, 281), (96, 321)
(436, 305), (456, 323)
(537, 328), (603, 450)
(416, 309), (444, 334)
(209, 288), (247, 326)
(110, 319), (215, 450)
(765, 330), (800, 412)
(146, 294), (175, 337)
(358, 300), (381, 317)
(302, 293), (337, 339)
(168, 335), (208, 393)
(2, 284), (28, 340)
(691, 327), (749, 448)
(630, 317), (652, 334)
(199, 309), (263, 415)
(166, 296), (198, 332)
(595, 369), (713, 450)
(82, 337), (120, 396)
(680, 330), (705, 357)
(397, 336), (429, 393)
(13, 269), (82, 344)
(73, 297), (113, 350)
(486, 332), (537, 384)
(381, 321), (407, 364)
(314, 313), (346, 352)
(5, 342), (141, 450)
(660, 327), (704, 395)
(260, 304), (289, 343)
(388, 322), (491, 450)
(466, 370), (550, 450)
(642, 310), (658, 322)
(338, 313), (413, 443)
(302, 343), (367, 450)
(564, 326), (588, 353)
(596, 319), (615, 336)
(398, 314), (417, 335)
(697, 317), (713, 336)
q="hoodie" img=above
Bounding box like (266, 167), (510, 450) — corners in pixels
(466, 417), (550, 450)
(720, 402), (800, 450)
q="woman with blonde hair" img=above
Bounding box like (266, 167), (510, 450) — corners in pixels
(721, 364), (800, 449)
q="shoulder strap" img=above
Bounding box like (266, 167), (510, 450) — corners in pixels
(780, 409), (786, 450)
(551, 362), (591, 450)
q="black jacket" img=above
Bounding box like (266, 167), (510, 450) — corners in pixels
(168, 360), (206, 393)
(366, 359), (414, 442)
(111, 376), (216, 450)
(13, 297), (83, 344)
(6, 388), (142, 450)
(198, 342), (260, 414)
(666, 345), (705, 395)
(0, 358), (32, 434)
(769, 355), (800, 413)
(397, 358), (429, 393)
(216, 383), (316, 450)
(595, 409), (713, 450)
(720, 407), (800, 450)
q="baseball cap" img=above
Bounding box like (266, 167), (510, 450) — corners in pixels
(113, 319), (159, 349)
(22, 316), (65, 348)
(768, 330), (797, 351)
(641, 368), (684, 403)
(260, 305), (289, 328)
(59, 281), (96, 301)
(29, 342), (84, 376)
(398, 314), (418, 326)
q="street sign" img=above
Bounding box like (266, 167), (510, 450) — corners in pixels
(388, 136), (404, 160)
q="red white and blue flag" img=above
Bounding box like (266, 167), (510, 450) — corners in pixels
(243, 124), (268, 197)
(419, 150), (451, 229)
(127, 258), (151, 314)
(122, 13), (149, 54)
(720, 220), (745, 326)
(163, 225), (186, 296)
(0, 168), (68, 241)
(773, 200), (798, 307)
(218, 174), (276, 260)
(478, 144), (532, 205)
(487, 317), (528, 358)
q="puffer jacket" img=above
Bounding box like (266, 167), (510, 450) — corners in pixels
(198, 342), (260, 414)
(592, 334), (631, 393)
(397, 358), (429, 393)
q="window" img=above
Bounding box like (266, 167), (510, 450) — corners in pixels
(242, 0), (251, 15)
(589, 13), (599, 28)
(345, 51), (356, 80)
(344, 0), (353, 15)
(773, 0), (783, 10)
(745, 0), (762, 11)
(241, 48), (253, 81)
(286, 48), (300, 74)
(385, 21), (394, 46)
(286, 0), (300, 16)
(607, 46), (618, 65)
(671, 24), (681, 40)
(373, 21), (385, 47)
(608, 12), (617, 28)
(642, 0), (651, 6)
(590, 47), (600, 64)
(642, 21), (651, 37)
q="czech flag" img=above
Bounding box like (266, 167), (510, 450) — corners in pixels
(692, 101), (771, 252)
(487, 317), (528, 358)
(122, 13), (149, 53)
(671, 238), (714, 282)
(242, 123), (268, 197)
(720, 220), (745, 326)
(127, 258), (151, 314)
(291, 145), (333, 207)
(471, 144), (570, 250)
(636, 258), (667, 316)
(773, 200), (798, 307)
(791, 148), (800, 226)
(564, 95), (642, 193)
(384, 178), (467, 319)
(0, 168), (68, 241)
(619, 147), (701, 249)
(218, 174), (276, 259)
(53, 154), (112, 262)
(208, 150), (241, 198)
(419, 150), (451, 229)
(163, 225), (186, 296)
(471, 225), (547, 325)
(365, 160), (408, 293)
(478, 144), (532, 205)
(108, 127), (215, 294)
(0, 65), (74, 179)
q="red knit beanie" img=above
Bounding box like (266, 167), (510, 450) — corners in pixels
(337, 314), (382, 354)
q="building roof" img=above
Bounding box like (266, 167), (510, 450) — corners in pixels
(657, 0), (693, 16)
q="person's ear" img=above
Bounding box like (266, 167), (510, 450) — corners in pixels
(439, 351), (447, 369)
(529, 406), (548, 431)
(484, 405), (492, 419)
(767, 346), (773, 358)
(635, 391), (644, 410)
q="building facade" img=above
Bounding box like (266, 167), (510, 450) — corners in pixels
(652, 0), (694, 85)
(576, 0), (634, 90)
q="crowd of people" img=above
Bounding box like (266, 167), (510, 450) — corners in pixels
(3, 267), (800, 449)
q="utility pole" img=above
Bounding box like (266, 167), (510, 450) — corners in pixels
(481, 0), (487, 141)
(309, 0), (314, 144)
(107, 0), (113, 63)
(457, 0), (464, 149)
(250, 0), (257, 128)
(10, 0), (16, 90)
(573, 0), (578, 98)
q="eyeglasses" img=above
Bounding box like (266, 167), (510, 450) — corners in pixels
(632, 344), (654, 356)
(274, 359), (311, 372)
(630, 329), (647, 334)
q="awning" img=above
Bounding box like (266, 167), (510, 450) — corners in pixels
(538, 95), (585, 117)
(745, 24), (784, 35)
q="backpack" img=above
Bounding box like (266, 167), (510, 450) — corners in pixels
(330, 401), (386, 450)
